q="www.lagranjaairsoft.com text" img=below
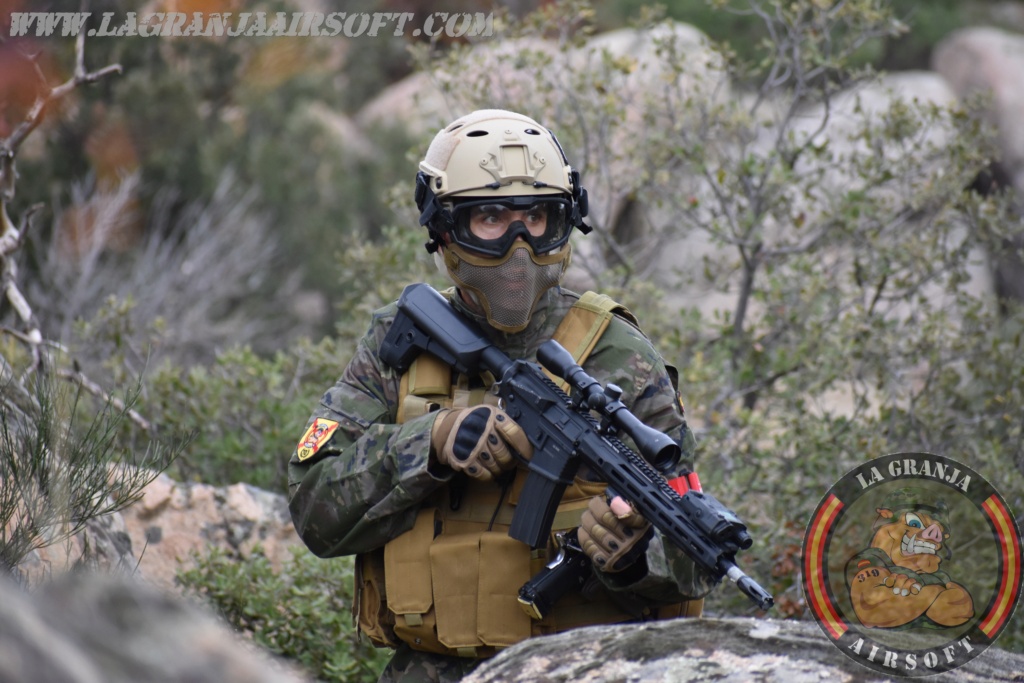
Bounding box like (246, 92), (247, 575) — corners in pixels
(9, 11), (495, 39)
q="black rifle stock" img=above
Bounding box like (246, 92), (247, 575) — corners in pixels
(379, 283), (774, 611)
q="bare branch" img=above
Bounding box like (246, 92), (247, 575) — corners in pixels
(0, 326), (65, 352)
(54, 368), (153, 434)
(0, 26), (122, 172)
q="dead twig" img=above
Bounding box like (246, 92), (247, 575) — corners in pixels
(0, 11), (122, 372)
(54, 367), (153, 434)
(0, 29), (122, 171)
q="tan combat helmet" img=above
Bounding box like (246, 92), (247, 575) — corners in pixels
(415, 109), (590, 254)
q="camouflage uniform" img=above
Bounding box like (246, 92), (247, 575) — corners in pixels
(288, 286), (714, 683)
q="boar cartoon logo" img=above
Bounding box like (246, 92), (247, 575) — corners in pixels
(845, 488), (973, 630)
(803, 453), (1021, 677)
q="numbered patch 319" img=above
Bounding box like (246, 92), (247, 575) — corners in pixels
(802, 452), (1022, 677)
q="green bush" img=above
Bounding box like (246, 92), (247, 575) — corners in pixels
(144, 338), (347, 492)
(177, 545), (390, 683)
(596, 0), (1011, 71)
(0, 371), (183, 574)
(134, 220), (443, 492)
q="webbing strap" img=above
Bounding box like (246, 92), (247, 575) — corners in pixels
(543, 291), (636, 391)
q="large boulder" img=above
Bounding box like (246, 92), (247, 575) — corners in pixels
(16, 472), (303, 594)
(355, 70), (453, 140)
(463, 617), (1024, 683)
(0, 571), (309, 683)
(932, 27), (1024, 311)
(14, 503), (137, 583)
(650, 70), (993, 321)
(932, 27), (1024, 192)
(118, 472), (302, 592)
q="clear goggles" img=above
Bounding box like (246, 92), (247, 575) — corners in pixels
(448, 196), (572, 258)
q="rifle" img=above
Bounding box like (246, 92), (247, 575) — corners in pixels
(379, 283), (774, 612)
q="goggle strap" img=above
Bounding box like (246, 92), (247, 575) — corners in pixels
(569, 170), (591, 233)
(416, 171), (456, 252)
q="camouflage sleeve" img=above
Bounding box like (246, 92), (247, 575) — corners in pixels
(582, 315), (716, 602)
(287, 307), (452, 558)
(580, 316), (696, 472)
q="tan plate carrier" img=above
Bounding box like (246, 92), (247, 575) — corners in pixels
(354, 291), (702, 657)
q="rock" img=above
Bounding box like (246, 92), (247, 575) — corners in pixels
(306, 102), (376, 160)
(118, 472), (303, 592)
(932, 27), (1024, 192)
(15, 500), (138, 585)
(17, 471), (303, 594)
(573, 21), (728, 124)
(649, 68), (998, 330)
(932, 27), (1024, 311)
(0, 570), (310, 683)
(355, 70), (455, 139)
(463, 617), (1024, 683)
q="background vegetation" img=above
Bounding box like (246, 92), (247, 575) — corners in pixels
(177, 545), (391, 682)
(2, 0), (1023, 679)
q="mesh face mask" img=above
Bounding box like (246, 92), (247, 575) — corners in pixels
(442, 241), (571, 333)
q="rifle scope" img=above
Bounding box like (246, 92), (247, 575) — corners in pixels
(537, 340), (681, 474)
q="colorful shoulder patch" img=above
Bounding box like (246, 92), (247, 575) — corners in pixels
(296, 418), (340, 462)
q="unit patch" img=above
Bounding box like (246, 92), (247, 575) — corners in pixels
(296, 418), (340, 462)
(802, 452), (1022, 677)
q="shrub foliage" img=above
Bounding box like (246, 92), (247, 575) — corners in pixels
(177, 546), (391, 683)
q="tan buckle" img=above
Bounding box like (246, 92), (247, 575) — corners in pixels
(402, 613), (424, 627)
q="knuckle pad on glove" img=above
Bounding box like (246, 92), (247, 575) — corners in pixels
(578, 496), (654, 573)
(450, 431), (478, 461)
(452, 409), (488, 452)
(435, 405), (531, 479)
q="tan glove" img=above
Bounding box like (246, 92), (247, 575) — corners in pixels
(579, 495), (653, 572)
(431, 405), (533, 481)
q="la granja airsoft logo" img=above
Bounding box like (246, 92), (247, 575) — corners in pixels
(802, 452), (1022, 677)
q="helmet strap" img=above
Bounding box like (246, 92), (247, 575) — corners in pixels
(569, 169), (592, 235)
(547, 130), (591, 235)
(415, 171), (453, 253)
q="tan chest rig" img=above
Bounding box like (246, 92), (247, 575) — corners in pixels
(354, 292), (701, 658)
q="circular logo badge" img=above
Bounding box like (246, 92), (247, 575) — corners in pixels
(802, 452), (1022, 677)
